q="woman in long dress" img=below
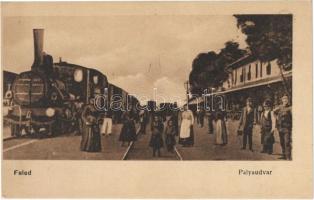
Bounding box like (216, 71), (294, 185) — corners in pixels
(179, 106), (194, 147)
(215, 111), (228, 145)
(80, 103), (101, 152)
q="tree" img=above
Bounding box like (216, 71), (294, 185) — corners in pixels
(189, 51), (219, 95)
(234, 14), (292, 96)
(189, 41), (247, 95)
(218, 41), (247, 64)
(234, 14), (292, 68)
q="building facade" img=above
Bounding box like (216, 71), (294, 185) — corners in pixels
(216, 55), (292, 119)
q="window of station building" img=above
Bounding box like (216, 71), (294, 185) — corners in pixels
(247, 65), (251, 80)
(234, 69), (237, 85)
(240, 68), (244, 82)
(255, 63), (258, 78)
(266, 62), (271, 75)
(260, 62), (263, 77)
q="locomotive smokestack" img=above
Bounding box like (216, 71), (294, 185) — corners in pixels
(31, 29), (44, 69)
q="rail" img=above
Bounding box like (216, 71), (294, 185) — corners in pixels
(174, 146), (183, 160)
(122, 125), (183, 160)
(121, 125), (141, 160)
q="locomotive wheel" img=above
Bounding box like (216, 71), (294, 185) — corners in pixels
(48, 124), (57, 137)
(24, 125), (32, 136)
(31, 125), (43, 138)
(52, 120), (61, 135)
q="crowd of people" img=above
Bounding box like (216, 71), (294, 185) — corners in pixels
(78, 94), (292, 160)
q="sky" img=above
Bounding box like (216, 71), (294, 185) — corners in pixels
(3, 15), (247, 105)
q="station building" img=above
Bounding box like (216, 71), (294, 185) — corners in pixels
(216, 54), (292, 119)
(188, 54), (292, 119)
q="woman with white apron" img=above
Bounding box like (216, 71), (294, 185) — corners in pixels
(179, 107), (194, 147)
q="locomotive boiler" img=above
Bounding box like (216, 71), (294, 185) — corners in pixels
(6, 29), (109, 137)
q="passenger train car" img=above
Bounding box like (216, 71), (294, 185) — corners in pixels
(4, 29), (139, 137)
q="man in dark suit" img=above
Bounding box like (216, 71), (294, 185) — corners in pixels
(238, 97), (256, 151)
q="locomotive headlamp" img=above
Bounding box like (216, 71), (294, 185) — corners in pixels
(46, 107), (55, 117)
(5, 90), (12, 99)
(74, 69), (83, 82)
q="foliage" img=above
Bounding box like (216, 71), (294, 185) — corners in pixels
(234, 14), (292, 70)
(189, 41), (247, 95)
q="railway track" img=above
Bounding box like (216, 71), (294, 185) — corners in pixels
(174, 146), (183, 160)
(121, 126), (141, 160)
(122, 127), (183, 160)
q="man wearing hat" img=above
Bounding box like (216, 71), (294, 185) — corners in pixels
(238, 97), (256, 151)
(260, 99), (276, 154)
(273, 94), (292, 160)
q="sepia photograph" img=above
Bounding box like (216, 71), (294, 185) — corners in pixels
(2, 14), (292, 161)
(1, 1), (312, 198)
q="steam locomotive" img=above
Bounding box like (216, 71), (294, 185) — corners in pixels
(5, 29), (140, 137)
